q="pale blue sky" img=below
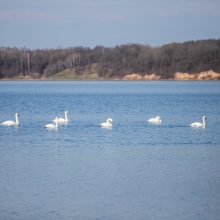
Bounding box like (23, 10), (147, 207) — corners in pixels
(0, 0), (220, 49)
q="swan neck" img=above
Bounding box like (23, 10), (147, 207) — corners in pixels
(15, 114), (19, 125)
(203, 117), (206, 125)
(65, 112), (68, 121)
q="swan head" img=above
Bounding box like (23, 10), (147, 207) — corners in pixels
(107, 118), (113, 123)
(15, 112), (20, 117)
(156, 116), (160, 120)
(203, 115), (207, 120)
(65, 111), (68, 114)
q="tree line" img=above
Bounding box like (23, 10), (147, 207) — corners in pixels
(0, 39), (220, 79)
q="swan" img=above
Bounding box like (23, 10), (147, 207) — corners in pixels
(100, 118), (113, 128)
(148, 116), (161, 124)
(190, 115), (206, 128)
(44, 117), (58, 129)
(1, 113), (20, 126)
(53, 111), (68, 124)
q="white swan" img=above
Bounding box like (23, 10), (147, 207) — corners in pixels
(148, 116), (161, 124)
(53, 111), (68, 124)
(100, 118), (113, 128)
(44, 117), (58, 129)
(1, 113), (20, 127)
(190, 115), (207, 128)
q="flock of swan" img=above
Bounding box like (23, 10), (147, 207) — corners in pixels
(44, 111), (69, 129)
(0, 111), (207, 129)
(147, 115), (207, 128)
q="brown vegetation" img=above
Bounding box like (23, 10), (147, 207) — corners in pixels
(0, 39), (220, 80)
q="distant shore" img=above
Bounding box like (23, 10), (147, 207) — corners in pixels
(1, 70), (220, 81)
(1, 40), (220, 81)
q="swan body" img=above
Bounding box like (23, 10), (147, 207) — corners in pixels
(53, 111), (68, 124)
(100, 118), (113, 128)
(190, 116), (206, 128)
(45, 117), (58, 129)
(1, 113), (19, 126)
(148, 116), (161, 124)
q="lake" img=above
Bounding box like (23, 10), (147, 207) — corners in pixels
(0, 81), (220, 220)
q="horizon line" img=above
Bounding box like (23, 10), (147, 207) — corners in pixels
(1, 38), (219, 51)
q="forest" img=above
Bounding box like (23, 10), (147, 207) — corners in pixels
(0, 39), (220, 79)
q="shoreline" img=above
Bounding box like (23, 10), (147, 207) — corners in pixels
(1, 70), (220, 81)
(1, 79), (220, 81)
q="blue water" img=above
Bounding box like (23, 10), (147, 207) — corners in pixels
(0, 81), (220, 220)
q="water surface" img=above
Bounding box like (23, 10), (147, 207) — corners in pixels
(0, 81), (220, 220)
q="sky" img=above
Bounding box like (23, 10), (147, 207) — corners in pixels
(0, 0), (220, 49)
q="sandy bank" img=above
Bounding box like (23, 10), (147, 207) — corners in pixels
(122, 73), (161, 80)
(174, 70), (220, 80)
(122, 70), (220, 80)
